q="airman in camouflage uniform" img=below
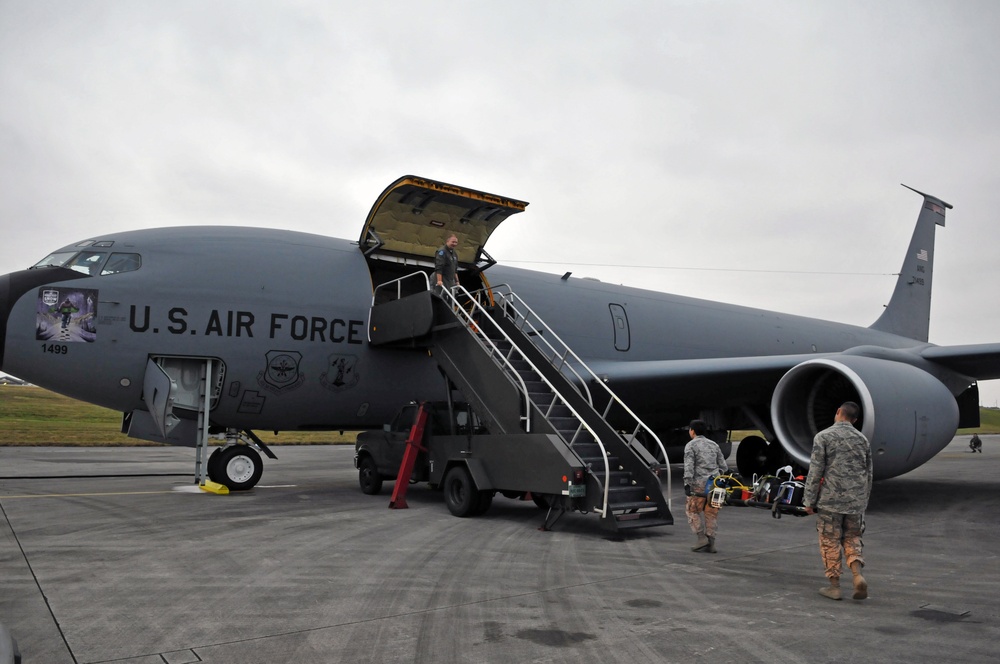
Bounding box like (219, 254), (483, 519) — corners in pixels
(683, 419), (728, 553)
(803, 401), (873, 601)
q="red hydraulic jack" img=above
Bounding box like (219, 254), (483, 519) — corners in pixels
(388, 402), (430, 509)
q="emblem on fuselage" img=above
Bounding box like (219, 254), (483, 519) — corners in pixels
(320, 353), (360, 392)
(36, 287), (99, 343)
(258, 350), (305, 393)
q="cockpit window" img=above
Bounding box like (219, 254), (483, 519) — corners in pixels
(33, 249), (142, 276)
(32, 252), (78, 269)
(101, 253), (141, 275)
(64, 252), (108, 275)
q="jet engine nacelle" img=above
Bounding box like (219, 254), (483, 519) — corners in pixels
(770, 356), (959, 480)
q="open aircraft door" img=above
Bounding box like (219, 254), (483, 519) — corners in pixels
(143, 358), (180, 438)
(127, 356), (225, 446)
(359, 175), (528, 291)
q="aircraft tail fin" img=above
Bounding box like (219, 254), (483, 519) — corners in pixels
(869, 185), (952, 342)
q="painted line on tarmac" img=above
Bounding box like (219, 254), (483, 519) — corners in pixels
(1, 490), (179, 499)
(1, 484), (304, 499)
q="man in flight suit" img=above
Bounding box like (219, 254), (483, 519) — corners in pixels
(434, 234), (459, 291)
(803, 401), (873, 601)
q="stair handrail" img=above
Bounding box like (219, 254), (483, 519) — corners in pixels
(437, 284), (613, 517)
(467, 285), (594, 406)
(371, 272), (537, 433)
(488, 284), (671, 477)
(371, 270), (431, 305)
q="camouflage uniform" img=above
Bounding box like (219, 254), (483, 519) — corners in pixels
(683, 436), (728, 538)
(803, 421), (873, 580)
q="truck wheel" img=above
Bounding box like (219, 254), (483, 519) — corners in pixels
(443, 465), (480, 517)
(358, 455), (383, 495)
(216, 445), (263, 491)
(474, 490), (494, 515)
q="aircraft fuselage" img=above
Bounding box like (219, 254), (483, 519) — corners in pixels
(1, 225), (925, 438)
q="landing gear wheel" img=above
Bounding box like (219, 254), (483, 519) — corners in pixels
(443, 465), (480, 517)
(531, 493), (549, 510)
(358, 455), (383, 495)
(216, 445), (263, 491)
(736, 435), (770, 478)
(207, 447), (223, 483)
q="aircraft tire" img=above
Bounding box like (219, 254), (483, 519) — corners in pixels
(216, 445), (263, 491)
(736, 435), (770, 478)
(443, 465), (480, 517)
(207, 448), (223, 483)
(358, 455), (383, 495)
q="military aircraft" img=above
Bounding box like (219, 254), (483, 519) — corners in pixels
(1, 175), (998, 492)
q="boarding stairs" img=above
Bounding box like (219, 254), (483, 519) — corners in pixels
(368, 273), (672, 533)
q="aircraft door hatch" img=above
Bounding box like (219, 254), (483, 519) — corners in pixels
(143, 358), (180, 438)
(151, 356), (225, 411)
(140, 356), (225, 440)
(359, 175), (528, 278)
(609, 304), (630, 352)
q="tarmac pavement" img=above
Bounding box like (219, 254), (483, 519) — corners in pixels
(0, 436), (997, 663)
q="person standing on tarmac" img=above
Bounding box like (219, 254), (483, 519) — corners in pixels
(683, 419), (728, 553)
(803, 401), (873, 601)
(434, 234), (459, 291)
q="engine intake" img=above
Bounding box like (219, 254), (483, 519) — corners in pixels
(771, 356), (958, 480)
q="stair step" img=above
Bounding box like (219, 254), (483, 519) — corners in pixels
(542, 404), (573, 419)
(550, 416), (579, 430)
(571, 442), (603, 457)
(529, 392), (555, 406)
(515, 368), (540, 381)
(613, 515), (674, 530)
(562, 431), (596, 446)
(607, 499), (660, 511)
(607, 486), (647, 502)
(607, 470), (635, 485)
(579, 456), (621, 470)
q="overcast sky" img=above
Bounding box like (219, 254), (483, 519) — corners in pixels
(2, 1), (999, 405)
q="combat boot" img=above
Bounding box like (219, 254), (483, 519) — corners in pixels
(850, 561), (868, 600)
(819, 577), (842, 600)
(706, 536), (717, 553)
(691, 534), (709, 552)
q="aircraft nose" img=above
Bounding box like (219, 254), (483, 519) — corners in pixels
(0, 272), (9, 371)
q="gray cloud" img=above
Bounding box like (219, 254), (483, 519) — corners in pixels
(2, 0), (999, 404)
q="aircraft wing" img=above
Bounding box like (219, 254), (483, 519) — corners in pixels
(590, 343), (1000, 426)
(587, 353), (824, 409)
(921, 343), (1000, 380)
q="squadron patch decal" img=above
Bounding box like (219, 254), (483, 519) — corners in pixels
(257, 350), (305, 393)
(321, 353), (360, 392)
